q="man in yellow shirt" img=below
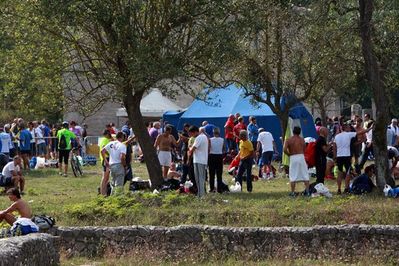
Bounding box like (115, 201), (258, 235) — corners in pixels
(235, 130), (255, 192)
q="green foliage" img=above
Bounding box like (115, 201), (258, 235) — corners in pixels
(0, 2), (65, 122)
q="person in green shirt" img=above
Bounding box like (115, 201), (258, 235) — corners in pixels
(99, 129), (113, 196)
(57, 121), (76, 177)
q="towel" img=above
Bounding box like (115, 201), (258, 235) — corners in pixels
(289, 154), (309, 182)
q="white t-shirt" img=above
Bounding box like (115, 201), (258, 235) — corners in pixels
(390, 124), (399, 136)
(193, 133), (209, 164)
(334, 131), (356, 157)
(104, 140), (127, 165)
(366, 129), (373, 143)
(29, 129), (35, 143)
(0, 132), (12, 153)
(35, 128), (45, 145)
(2, 161), (20, 178)
(210, 137), (224, 155)
(257, 131), (274, 152)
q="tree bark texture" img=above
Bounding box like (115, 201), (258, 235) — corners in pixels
(123, 90), (164, 189)
(359, 0), (391, 189)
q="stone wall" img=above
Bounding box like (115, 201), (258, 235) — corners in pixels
(0, 234), (59, 266)
(50, 225), (399, 262)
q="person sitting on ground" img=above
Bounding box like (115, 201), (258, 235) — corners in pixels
(350, 164), (375, 195)
(0, 188), (32, 226)
(167, 162), (182, 180)
(1, 156), (25, 194)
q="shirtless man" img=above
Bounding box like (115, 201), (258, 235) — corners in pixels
(154, 125), (180, 179)
(0, 188), (32, 225)
(283, 126), (310, 197)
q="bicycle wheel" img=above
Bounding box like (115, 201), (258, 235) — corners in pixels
(71, 156), (78, 177)
(76, 160), (83, 176)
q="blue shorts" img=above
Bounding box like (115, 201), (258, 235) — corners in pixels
(261, 151), (274, 166)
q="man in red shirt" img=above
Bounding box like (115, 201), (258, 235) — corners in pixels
(233, 117), (247, 148)
(224, 114), (236, 152)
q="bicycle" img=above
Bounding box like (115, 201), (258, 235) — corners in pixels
(70, 147), (83, 177)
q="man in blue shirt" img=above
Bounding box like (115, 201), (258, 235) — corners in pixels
(202, 121), (216, 138)
(247, 116), (259, 150)
(18, 124), (32, 170)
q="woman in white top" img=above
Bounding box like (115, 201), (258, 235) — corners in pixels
(208, 127), (225, 193)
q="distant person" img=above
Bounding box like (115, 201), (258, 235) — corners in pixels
(202, 121), (216, 138)
(57, 121), (76, 177)
(283, 126), (310, 197)
(208, 127), (225, 193)
(33, 121), (46, 158)
(247, 116), (259, 150)
(333, 122), (372, 194)
(149, 122), (161, 143)
(257, 128), (277, 179)
(189, 126), (209, 197)
(154, 125), (180, 180)
(101, 132), (127, 195)
(1, 156), (25, 193)
(99, 129), (113, 196)
(0, 126), (13, 161)
(350, 164), (375, 195)
(18, 123), (32, 170)
(235, 130), (254, 192)
(233, 117), (246, 148)
(314, 127), (331, 185)
(224, 115), (236, 152)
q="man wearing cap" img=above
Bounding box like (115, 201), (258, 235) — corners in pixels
(57, 122), (76, 177)
(333, 121), (372, 194)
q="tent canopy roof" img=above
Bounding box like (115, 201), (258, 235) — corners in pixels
(117, 88), (182, 117)
(181, 85), (276, 118)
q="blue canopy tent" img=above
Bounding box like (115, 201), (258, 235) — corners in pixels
(163, 85), (316, 152)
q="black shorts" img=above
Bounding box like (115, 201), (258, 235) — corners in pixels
(336, 156), (352, 174)
(261, 151), (274, 166)
(20, 150), (31, 156)
(58, 149), (71, 164)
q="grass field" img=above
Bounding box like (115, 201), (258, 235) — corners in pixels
(0, 161), (398, 228)
(62, 256), (398, 266)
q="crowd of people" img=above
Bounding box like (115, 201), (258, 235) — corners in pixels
(1, 112), (399, 200)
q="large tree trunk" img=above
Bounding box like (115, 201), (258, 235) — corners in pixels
(316, 98), (327, 126)
(359, 0), (390, 189)
(123, 89), (164, 189)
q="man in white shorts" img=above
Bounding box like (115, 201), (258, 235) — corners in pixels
(154, 125), (180, 180)
(283, 126), (309, 197)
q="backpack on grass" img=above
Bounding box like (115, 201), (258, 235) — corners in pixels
(32, 215), (56, 230)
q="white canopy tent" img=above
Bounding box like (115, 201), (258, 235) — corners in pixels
(116, 88), (183, 117)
